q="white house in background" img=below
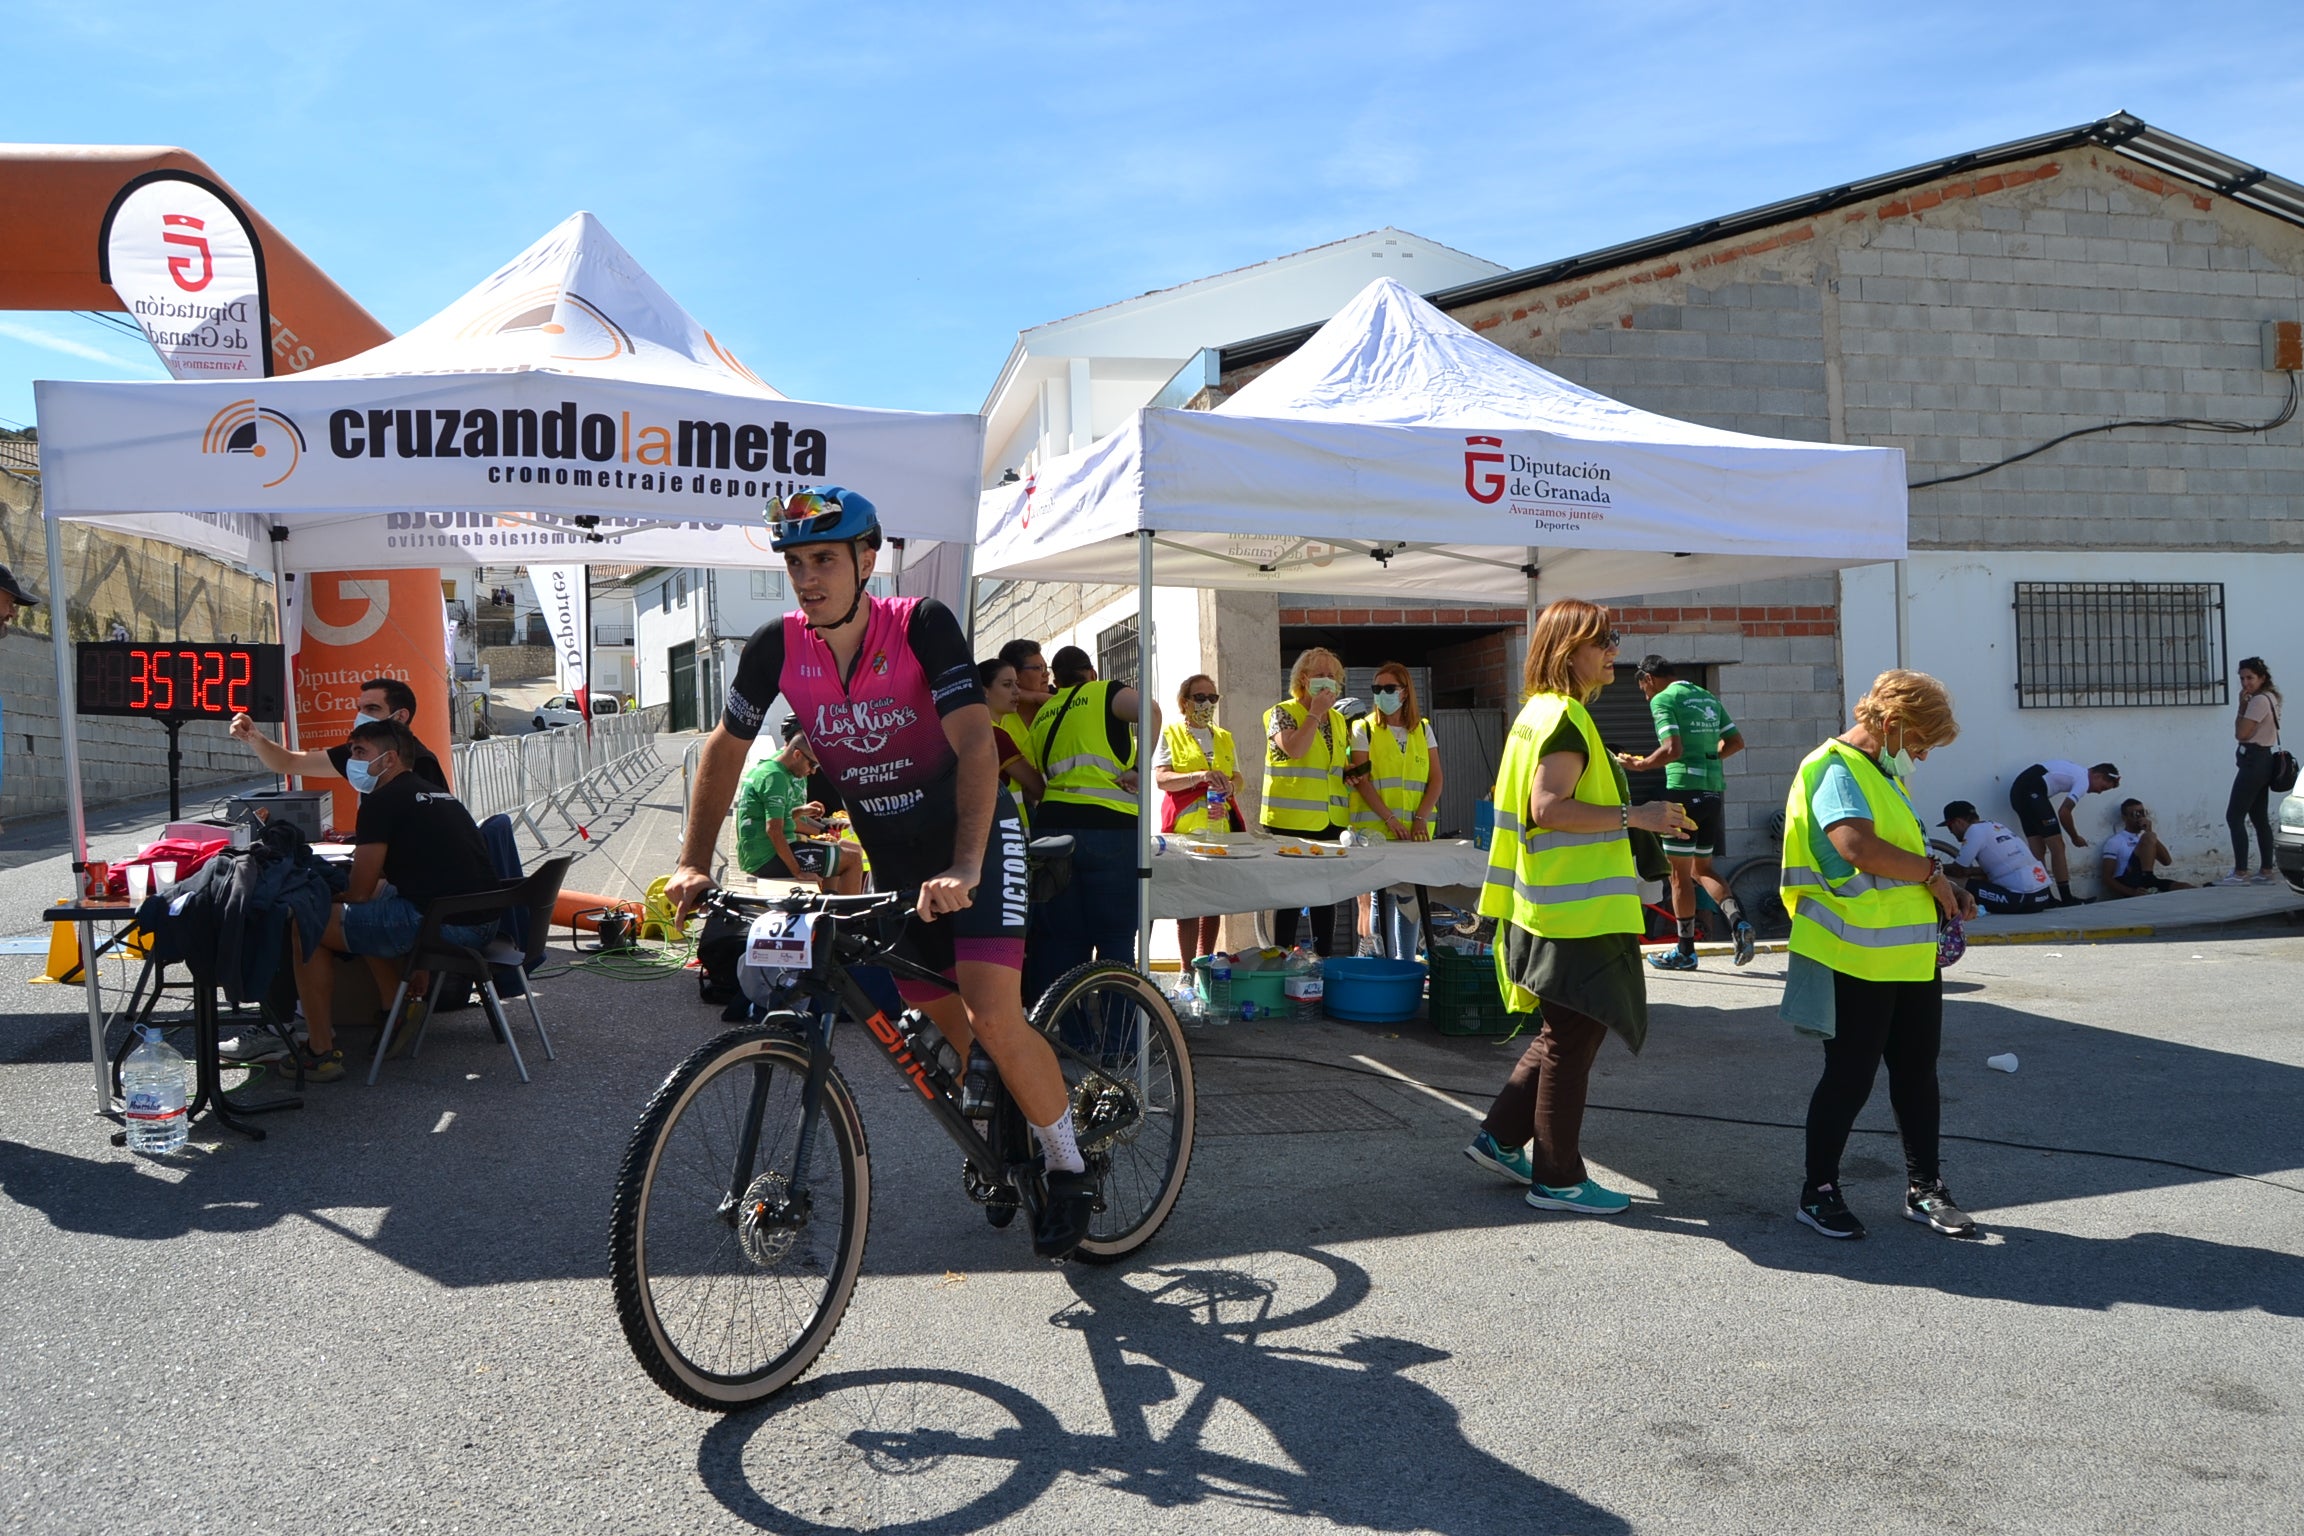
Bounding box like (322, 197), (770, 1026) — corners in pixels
(980, 228), (1505, 485)
(588, 582), (638, 702)
(623, 565), (893, 734)
(973, 228), (1505, 749)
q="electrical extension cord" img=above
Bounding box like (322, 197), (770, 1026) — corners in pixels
(1191, 1047), (2304, 1198)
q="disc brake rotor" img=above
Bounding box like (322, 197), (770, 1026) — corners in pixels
(736, 1171), (802, 1267)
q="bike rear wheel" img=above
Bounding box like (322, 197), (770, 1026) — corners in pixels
(610, 1024), (871, 1410)
(1028, 962), (1195, 1263)
(1726, 856), (1790, 941)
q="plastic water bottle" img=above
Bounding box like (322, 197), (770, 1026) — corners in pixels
(1205, 775), (1230, 829)
(122, 1024), (188, 1155)
(1474, 797), (1496, 851)
(1284, 941), (1325, 1021)
(1208, 950), (1233, 1018)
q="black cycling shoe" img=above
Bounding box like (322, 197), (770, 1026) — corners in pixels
(1032, 1169), (1098, 1260)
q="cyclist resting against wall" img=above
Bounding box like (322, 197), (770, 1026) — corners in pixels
(664, 487), (1097, 1260)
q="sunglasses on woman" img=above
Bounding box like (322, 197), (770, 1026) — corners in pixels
(1188, 691), (1221, 704)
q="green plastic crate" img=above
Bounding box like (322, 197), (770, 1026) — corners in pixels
(1426, 946), (1536, 1037)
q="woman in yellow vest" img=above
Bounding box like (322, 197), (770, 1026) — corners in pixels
(1780, 669), (1978, 1242)
(1346, 661), (1444, 957)
(1262, 646), (1353, 955)
(977, 656), (1045, 833)
(1466, 599), (1691, 1216)
(1152, 671), (1244, 969)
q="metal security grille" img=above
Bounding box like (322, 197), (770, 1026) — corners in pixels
(2012, 582), (2226, 708)
(1097, 616), (1140, 688)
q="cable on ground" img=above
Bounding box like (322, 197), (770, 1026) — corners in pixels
(1192, 1047), (2304, 1198)
(1909, 371), (2297, 490)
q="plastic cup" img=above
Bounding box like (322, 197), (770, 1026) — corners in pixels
(153, 862), (179, 892)
(125, 864), (151, 903)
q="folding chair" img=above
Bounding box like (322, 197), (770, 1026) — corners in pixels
(367, 883), (530, 1085)
(479, 855), (573, 1052)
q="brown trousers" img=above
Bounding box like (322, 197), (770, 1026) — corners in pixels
(1478, 1002), (1610, 1188)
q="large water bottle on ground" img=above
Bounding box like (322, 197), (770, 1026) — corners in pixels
(122, 1025), (188, 1155)
(1283, 928), (1324, 1021)
(1474, 797), (1496, 851)
(1207, 950), (1233, 1022)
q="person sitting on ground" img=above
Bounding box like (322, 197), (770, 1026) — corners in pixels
(232, 676), (447, 788)
(735, 720), (860, 893)
(2006, 757), (2119, 905)
(277, 719), (503, 1082)
(2099, 799), (2194, 898)
(1939, 801), (2056, 916)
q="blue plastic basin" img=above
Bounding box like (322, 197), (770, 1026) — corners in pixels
(1318, 957), (1428, 1023)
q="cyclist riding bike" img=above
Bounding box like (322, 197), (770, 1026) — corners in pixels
(664, 486), (1097, 1259)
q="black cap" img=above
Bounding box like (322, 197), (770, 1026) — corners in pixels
(2091, 762), (2121, 784)
(779, 715), (808, 745)
(1939, 800), (1979, 826)
(0, 564), (42, 606)
(1634, 654), (1675, 679)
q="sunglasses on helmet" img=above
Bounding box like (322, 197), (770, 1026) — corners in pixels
(766, 490), (847, 537)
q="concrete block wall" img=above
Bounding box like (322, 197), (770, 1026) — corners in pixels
(0, 631), (258, 820)
(973, 579), (1134, 657)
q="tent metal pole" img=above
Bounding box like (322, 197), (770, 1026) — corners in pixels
(267, 529), (299, 782)
(1136, 529), (1154, 972)
(1523, 545), (1542, 643)
(959, 543), (978, 645)
(44, 508), (107, 1113)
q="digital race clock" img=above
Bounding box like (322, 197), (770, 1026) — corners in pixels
(75, 643), (287, 723)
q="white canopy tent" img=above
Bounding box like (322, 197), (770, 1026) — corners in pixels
(33, 212), (982, 1112)
(972, 276), (1910, 956)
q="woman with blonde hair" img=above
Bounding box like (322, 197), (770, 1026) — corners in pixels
(1347, 660), (1443, 956)
(1780, 668), (1978, 1241)
(1153, 671), (1245, 966)
(1464, 600), (1691, 1216)
(1262, 646), (1354, 954)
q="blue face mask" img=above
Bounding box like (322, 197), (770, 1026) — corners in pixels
(345, 757), (381, 795)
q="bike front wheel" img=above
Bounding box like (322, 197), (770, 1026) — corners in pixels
(610, 1024), (872, 1410)
(1029, 962), (1196, 1263)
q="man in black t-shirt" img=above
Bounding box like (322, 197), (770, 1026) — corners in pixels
(277, 719), (501, 1082)
(231, 675), (448, 790)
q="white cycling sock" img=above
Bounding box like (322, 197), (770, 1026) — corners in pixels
(1033, 1115), (1085, 1174)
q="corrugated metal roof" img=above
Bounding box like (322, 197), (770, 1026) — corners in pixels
(1220, 113), (2304, 370)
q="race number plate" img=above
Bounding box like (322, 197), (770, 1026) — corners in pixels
(744, 910), (817, 970)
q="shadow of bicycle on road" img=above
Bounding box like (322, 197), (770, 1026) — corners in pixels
(698, 1246), (1625, 1536)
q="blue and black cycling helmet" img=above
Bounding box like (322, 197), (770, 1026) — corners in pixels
(765, 486), (883, 552)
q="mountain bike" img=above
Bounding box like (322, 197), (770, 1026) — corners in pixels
(609, 882), (1197, 1411)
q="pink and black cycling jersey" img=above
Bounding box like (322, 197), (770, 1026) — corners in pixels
(721, 595), (982, 848)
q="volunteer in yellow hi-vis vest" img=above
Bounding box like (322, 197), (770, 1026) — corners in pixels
(1025, 645), (1153, 998)
(1346, 660), (1445, 958)
(1467, 600), (1691, 1218)
(977, 656), (1046, 835)
(1779, 668), (1981, 1244)
(1152, 671), (1246, 969)
(1262, 646), (1353, 955)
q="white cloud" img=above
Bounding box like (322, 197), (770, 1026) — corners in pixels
(0, 318), (166, 374)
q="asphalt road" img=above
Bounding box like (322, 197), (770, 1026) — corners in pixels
(1, 757), (2298, 1534)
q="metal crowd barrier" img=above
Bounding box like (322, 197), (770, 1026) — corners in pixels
(450, 704), (669, 848)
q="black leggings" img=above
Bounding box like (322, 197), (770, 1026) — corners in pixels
(1265, 821), (1350, 957)
(2227, 745), (2276, 872)
(1805, 969), (1943, 1189)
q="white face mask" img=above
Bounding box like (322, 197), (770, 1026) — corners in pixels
(1308, 677), (1340, 698)
(1372, 688), (1402, 715)
(1885, 724), (1917, 780)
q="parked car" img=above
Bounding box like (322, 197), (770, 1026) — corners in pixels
(2274, 792), (2304, 893)
(533, 694), (622, 730)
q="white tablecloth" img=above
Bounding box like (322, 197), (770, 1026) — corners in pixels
(1147, 838), (1488, 920)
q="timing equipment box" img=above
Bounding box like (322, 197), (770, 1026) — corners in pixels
(227, 789), (331, 842)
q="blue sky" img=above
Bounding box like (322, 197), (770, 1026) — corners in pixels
(5, 0), (2303, 430)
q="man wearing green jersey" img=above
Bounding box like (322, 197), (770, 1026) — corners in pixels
(1617, 655), (1755, 969)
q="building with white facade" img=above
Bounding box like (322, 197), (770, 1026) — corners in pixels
(624, 564), (890, 733)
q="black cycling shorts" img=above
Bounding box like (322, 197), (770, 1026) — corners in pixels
(867, 788), (1030, 998)
(747, 838), (840, 881)
(1662, 789), (1726, 858)
(2008, 765), (2061, 839)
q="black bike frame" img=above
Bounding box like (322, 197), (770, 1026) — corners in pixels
(720, 895), (1018, 1214)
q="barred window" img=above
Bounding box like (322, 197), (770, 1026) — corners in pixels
(1097, 616), (1140, 689)
(2012, 582), (2226, 708)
